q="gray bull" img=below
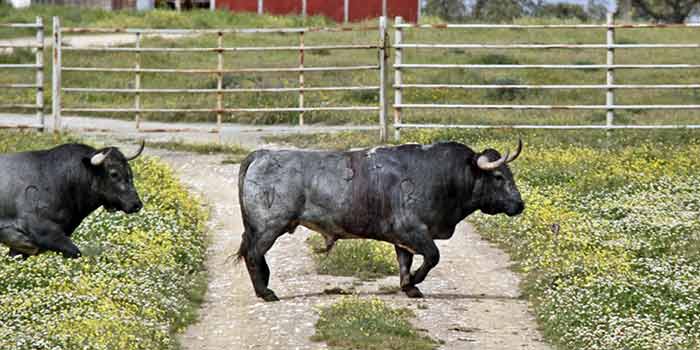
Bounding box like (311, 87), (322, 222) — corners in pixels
(236, 140), (524, 301)
(0, 142), (145, 259)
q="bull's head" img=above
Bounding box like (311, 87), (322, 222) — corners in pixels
(84, 141), (145, 214)
(472, 139), (524, 217)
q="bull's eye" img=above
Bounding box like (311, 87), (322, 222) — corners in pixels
(109, 171), (120, 180)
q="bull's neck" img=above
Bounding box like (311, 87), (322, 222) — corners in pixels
(460, 174), (481, 218)
(47, 151), (103, 232)
(68, 169), (102, 223)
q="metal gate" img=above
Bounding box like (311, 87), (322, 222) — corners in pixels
(51, 16), (390, 140)
(392, 14), (700, 140)
(0, 18), (45, 130)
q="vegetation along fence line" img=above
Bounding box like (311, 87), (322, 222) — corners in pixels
(51, 16), (391, 141)
(392, 14), (700, 140)
(0, 18), (45, 131)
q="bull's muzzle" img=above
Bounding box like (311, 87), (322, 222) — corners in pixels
(122, 199), (143, 214)
(506, 200), (525, 217)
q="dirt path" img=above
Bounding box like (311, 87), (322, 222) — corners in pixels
(0, 33), (193, 52)
(0, 113), (377, 149)
(152, 150), (333, 350)
(105, 136), (550, 349)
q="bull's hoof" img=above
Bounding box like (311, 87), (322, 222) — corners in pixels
(402, 285), (424, 298)
(260, 290), (280, 302)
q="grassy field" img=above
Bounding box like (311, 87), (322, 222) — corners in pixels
(307, 234), (398, 279)
(268, 128), (700, 350)
(2, 6), (699, 127)
(312, 296), (438, 350)
(0, 4), (332, 38)
(0, 130), (208, 350)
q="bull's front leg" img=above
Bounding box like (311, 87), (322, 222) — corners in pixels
(30, 220), (81, 258)
(396, 231), (440, 298)
(395, 245), (422, 298)
(8, 249), (30, 260)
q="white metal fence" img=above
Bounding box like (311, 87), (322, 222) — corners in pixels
(3, 15), (700, 141)
(392, 14), (700, 140)
(51, 16), (390, 140)
(0, 18), (45, 130)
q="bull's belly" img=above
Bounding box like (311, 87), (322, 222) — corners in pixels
(298, 213), (396, 245)
(0, 225), (39, 255)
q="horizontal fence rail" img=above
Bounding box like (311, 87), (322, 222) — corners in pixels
(53, 16), (391, 141)
(395, 43), (700, 49)
(392, 14), (700, 140)
(395, 64), (700, 69)
(62, 86), (380, 93)
(60, 65), (380, 73)
(59, 26), (380, 34)
(61, 45), (382, 52)
(0, 17), (44, 131)
(394, 23), (700, 29)
(396, 84), (700, 89)
(395, 123), (700, 129)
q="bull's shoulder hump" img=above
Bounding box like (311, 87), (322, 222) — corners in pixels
(366, 142), (469, 156)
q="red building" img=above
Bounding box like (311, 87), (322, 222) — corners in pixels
(217, 0), (419, 23)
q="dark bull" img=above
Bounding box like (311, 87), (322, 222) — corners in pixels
(236, 140), (524, 301)
(0, 141), (145, 259)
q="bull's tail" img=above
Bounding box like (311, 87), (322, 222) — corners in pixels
(235, 151), (261, 264)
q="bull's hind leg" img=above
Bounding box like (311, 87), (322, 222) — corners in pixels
(242, 229), (285, 302)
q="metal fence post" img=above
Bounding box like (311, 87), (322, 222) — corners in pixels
(378, 16), (388, 142)
(35, 16), (44, 132)
(216, 31), (224, 139)
(134, 31), (141, 130)
(606, 12), (615, 127)
(51, 16), (61, 133)
(302, 0), (307, 19)
(393, 16), (403, 141)
(299, 31), (305, 126)
(417, 0), (421, 22)
(258, 0), (263, 15)
(344, 0), (349, 23)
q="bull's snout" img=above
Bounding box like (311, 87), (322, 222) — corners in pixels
(507, 200), (525, 217)
(125, 200), (143, 214)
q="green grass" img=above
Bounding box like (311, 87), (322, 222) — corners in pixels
(278, 128), (700, 350)
(0, 4), (333, 38)
(312, 296), (438, 350)
(307, 234), (398, 280)
(3, 9), (699, 127)
(0, 130), (208, 350)
(148, 139), (249, 163)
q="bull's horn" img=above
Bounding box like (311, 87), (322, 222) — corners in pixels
(506, 138), (523, 163)
(477, 150), (509, 171)
(90, 149), (111, 166)
(126, 140), (145, 161)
